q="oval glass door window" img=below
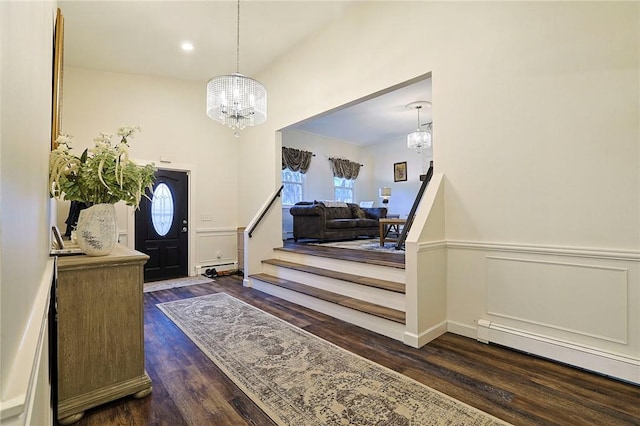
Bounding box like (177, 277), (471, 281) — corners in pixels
(151, 182), (174, 236)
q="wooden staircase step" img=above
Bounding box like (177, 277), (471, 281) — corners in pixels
(250, 273), (406, 324)
(277, 242), (405, 269)
(261, 258), (405, 294)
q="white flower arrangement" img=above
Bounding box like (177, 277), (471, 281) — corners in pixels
(50, 126), (156, 209)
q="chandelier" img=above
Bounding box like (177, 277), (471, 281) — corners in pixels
(206, 0), (267, 137)
(406, 101), (432, 152)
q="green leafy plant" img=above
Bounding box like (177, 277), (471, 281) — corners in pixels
(50, 126), (156, 209)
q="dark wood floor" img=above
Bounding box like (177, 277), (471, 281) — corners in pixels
(66, 275), (640, 426)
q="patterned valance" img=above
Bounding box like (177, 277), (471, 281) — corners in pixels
(329, 157), (361, 180)
(282, 147), (313, 174)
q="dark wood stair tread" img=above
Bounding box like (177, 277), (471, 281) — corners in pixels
(261, 258), (405, 294)
(250, 273), (405, 324)
(278, 241), (405, 269)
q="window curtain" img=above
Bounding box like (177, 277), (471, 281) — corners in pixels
(329, 157), (361, 180)
(282, 147), (313, 173)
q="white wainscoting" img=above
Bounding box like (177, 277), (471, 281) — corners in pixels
(446, 240), (640, 384)
(0, 260), (54, 425)
(195, 227), (238, 274)
(486, 256), (628, 344)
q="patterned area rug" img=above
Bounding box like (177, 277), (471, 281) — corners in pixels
(308, 238), (404, 254)
(157, 293), (510, 425)
(143, 275), (213, 293)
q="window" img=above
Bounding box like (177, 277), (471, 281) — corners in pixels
(151, 182), (174, 236)
(282, 169), (304, 206)
(334, 177), (354, 203)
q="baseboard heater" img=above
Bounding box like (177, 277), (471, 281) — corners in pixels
(477, 319), (640, 385)
(196, 262), (237, 276)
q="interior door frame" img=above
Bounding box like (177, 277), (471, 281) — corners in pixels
(126, 161), (195, 276)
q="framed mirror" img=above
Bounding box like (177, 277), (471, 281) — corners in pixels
(51, 8), (64, 149)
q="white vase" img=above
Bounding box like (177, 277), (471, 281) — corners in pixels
(76, 203), (118, 256)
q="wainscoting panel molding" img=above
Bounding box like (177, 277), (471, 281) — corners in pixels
(446, 240), (639, 384)
(448, 240), (640, 261)
(486, 256), (628, 344)
(195, 227), (238, 273)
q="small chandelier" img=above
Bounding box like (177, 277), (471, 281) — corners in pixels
(406, 101), (432, 152)
(206, 0), (267, 137)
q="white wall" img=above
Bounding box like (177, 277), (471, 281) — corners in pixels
(241, 1), (639, 380)
(1, 2), (56, 423)
(61, 66), (241, 274)
(365, 138), (432, 217)
(434, 3), (638, 249)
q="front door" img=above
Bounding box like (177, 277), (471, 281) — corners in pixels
(135, 169), (188, 282)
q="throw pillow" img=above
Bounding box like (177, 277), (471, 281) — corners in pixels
(353, 206), (367, 218)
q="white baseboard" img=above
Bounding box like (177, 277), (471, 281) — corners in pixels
(403, 321), (447, 348)
(477, 320), (640, 385)
(446, 320), (476, 339)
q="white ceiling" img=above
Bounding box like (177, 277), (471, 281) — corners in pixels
(60, 1), (354, 82)
(59, 1), (432, 145)
(290, 78), (432, 146)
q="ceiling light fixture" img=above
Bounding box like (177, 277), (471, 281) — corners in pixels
(181, 42), (194, 51)
(406, 101), (432, 152)
(206, 0), (267, 137)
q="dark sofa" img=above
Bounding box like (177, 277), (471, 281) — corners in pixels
(289, 201), (387, 241)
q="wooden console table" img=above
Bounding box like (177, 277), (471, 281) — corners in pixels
(55, 245), (152, 425)
(379, 218), (407, 246)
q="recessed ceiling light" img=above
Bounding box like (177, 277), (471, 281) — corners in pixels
(181, 42), (194, 51)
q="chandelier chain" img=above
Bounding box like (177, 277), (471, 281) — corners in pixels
(236, 0), (240, 73)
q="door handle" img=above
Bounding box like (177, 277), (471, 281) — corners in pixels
(181, 227), (188, 233)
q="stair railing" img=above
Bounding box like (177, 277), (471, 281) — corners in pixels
(248, 185), (284, 238)
(395, 163), (434, 250)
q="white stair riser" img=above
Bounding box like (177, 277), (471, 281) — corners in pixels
(251, 279), (406, 341)
(275, 251), (405, 282)
(262, 263), (405, 311)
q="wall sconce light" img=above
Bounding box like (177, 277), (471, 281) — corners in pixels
(379, 187), (391, 204)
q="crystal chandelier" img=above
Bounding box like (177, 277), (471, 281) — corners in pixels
(406, 101), (432, 152)
(206, 0), (267, 137)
